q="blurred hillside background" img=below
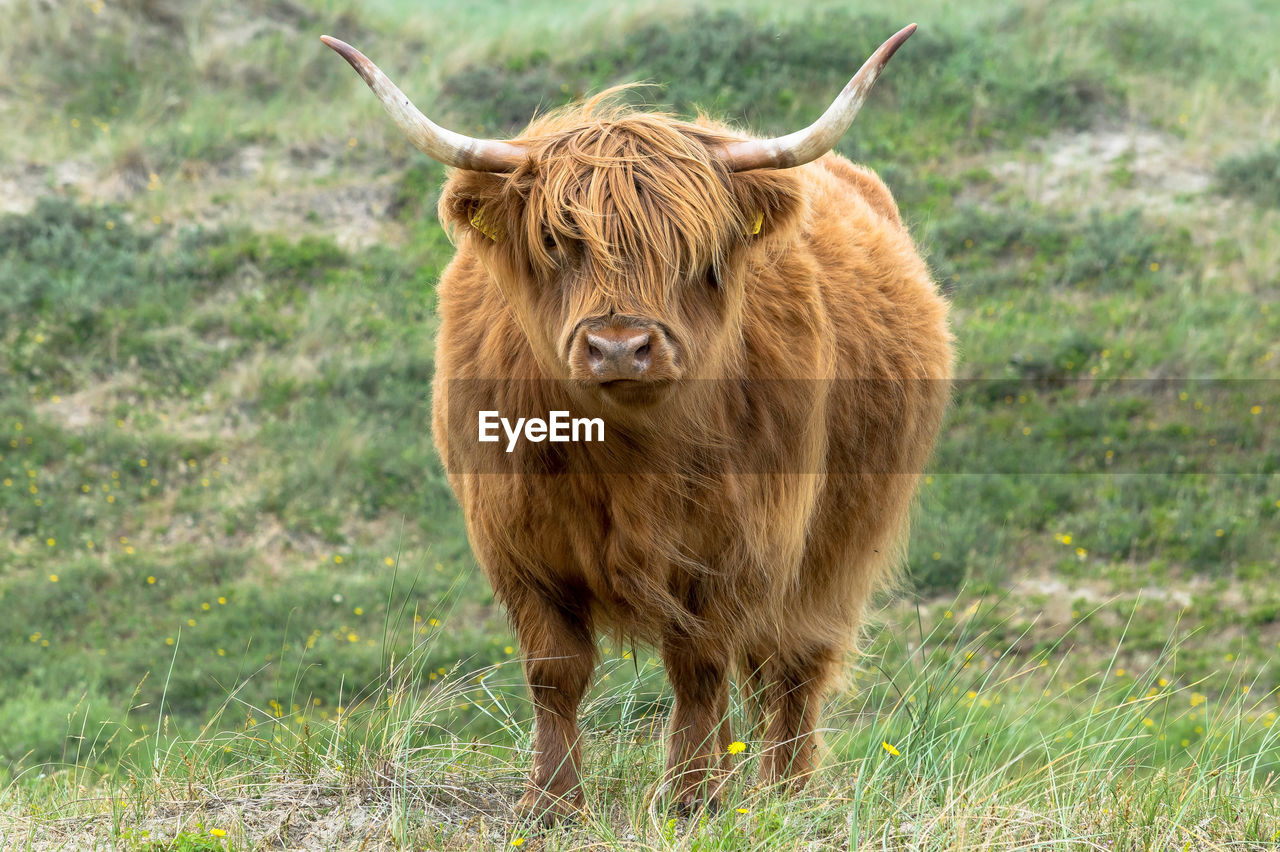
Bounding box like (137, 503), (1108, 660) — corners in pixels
(1, 0), (1278, 847)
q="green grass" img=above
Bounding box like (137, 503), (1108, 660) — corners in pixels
(2, 0), (1279, 847)
(1217, 142), (1280, 208)
(4, 599), (1277, 848)
(440, 8), (1115, 165)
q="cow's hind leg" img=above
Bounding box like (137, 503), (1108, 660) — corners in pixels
(510, 594), (597, 826)
(756, 644), (840, 789)
(660, 633), (732, 814)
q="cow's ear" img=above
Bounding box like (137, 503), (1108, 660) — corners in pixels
(438, 170), (512, 244)
(727, 169), (804, 242)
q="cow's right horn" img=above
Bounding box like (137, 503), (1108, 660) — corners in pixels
(321, 35), (526, 173)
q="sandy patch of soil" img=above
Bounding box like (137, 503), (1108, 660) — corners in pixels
(993, 125), (1213, 211)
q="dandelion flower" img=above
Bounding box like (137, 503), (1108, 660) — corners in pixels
(510, 839), (525, 848)
(209, 828), (226, 837)
(727, 741), (747, 755)
(881, 741), (900, 757)
(48, 574), (58, 582)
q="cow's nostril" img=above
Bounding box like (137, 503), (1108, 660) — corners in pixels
(579, 327), (662, 381)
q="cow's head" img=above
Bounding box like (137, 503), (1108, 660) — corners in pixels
(322, 26), (914, 404)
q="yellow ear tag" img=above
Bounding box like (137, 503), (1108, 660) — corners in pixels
(749, 211), (764, 236)
(469, 208), (502, 242)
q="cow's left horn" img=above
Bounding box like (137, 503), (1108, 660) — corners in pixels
(719, 24), (916, 172)
(321, 35), (526, 172)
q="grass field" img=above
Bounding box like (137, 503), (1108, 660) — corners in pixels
(1, 0), (1278, 848)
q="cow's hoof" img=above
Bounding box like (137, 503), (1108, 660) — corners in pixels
(671, 796), (720, 819)
(515, 789), (583, 828)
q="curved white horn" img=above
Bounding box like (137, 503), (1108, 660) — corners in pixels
(321, 35), (526, 172)
(719, 24), (916, 171)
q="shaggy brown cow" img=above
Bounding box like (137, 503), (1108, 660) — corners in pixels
(323, 25), (952, 822)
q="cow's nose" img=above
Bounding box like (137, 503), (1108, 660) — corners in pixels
(585, 328), (652, 380)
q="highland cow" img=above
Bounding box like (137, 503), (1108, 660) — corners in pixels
(323, 24), (952, 823)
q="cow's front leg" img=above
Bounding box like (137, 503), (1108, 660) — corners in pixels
(510, 594), (597, 826)
(757, 644), (839, 788)
(659, 633), (731, 814)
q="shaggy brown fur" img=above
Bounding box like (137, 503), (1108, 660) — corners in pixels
(429, 93), (952, 822)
